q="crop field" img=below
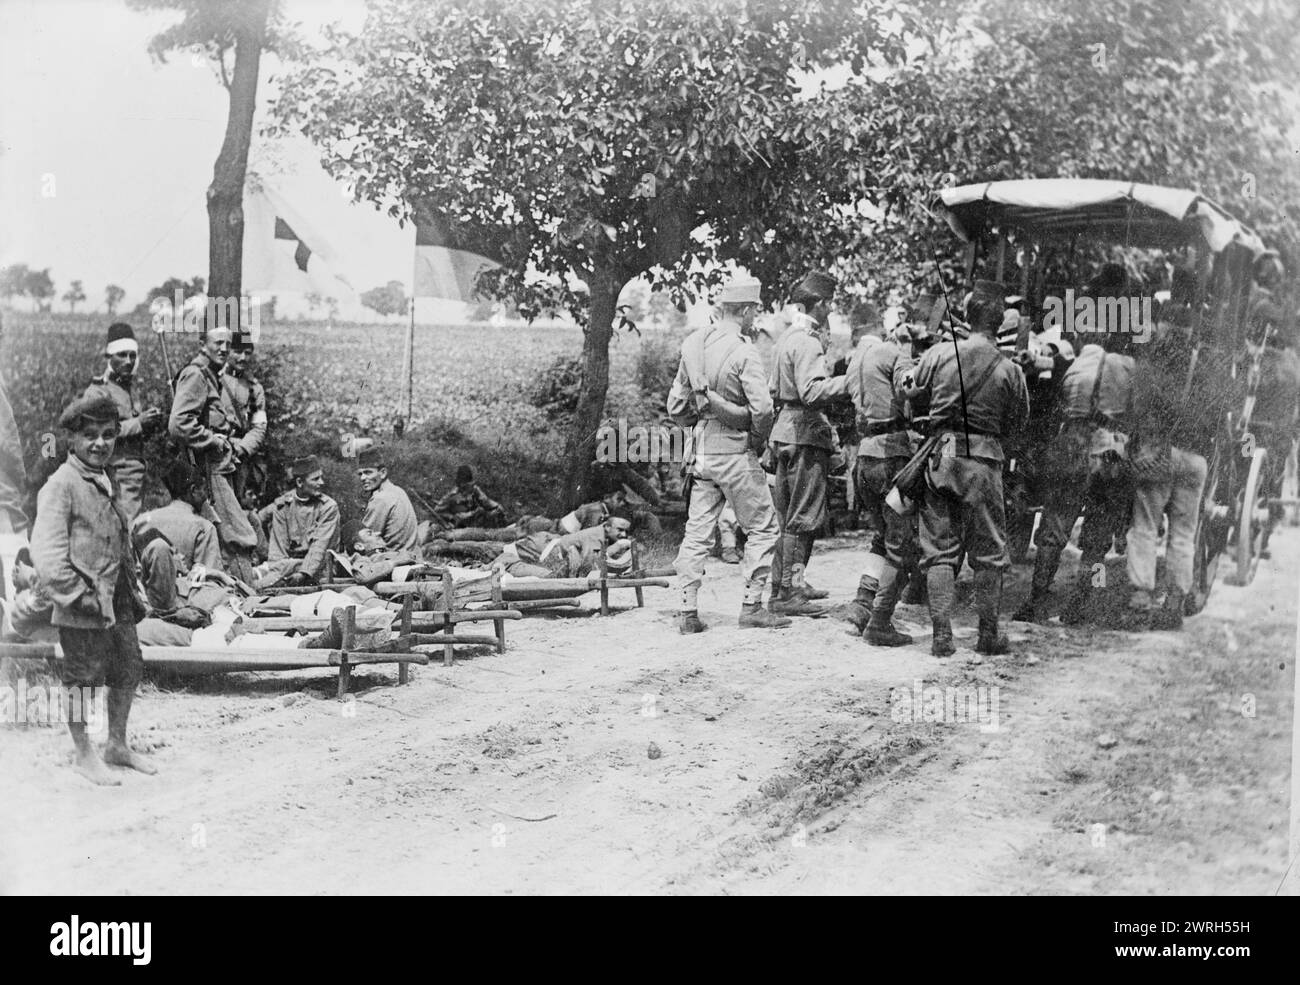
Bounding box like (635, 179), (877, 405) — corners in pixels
(1, 312), (678, 519)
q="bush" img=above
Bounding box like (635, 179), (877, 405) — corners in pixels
(634, 332), (682, 414)
(528, 355), (584, 422)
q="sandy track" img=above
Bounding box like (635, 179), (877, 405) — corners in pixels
(2, 530), (1294, 895)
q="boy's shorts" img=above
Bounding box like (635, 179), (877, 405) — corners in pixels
(58, 622), (143, 689)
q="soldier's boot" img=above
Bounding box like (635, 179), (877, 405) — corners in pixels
(842, 573), (878, 633)
(739, 604), (791, 629)
(770, 589), (828, 617)
(927, 566), (957, 657)
(1013, 545), (1062, 623)
(974, 569), (1010, 655)
(1059, 551), (1104, 626)
(789, 548), (828, 600)
(679, 611), (709, 634)
(899, 565), (928, 606)
(771, 560), (827, 616)
(865, 563), (912, 647)
(1149, 588), (1185, 631)
(299, 609), (346, 649)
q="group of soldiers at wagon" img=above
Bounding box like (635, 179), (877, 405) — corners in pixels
(668, 183), (1297, 661)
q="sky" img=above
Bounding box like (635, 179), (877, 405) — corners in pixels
(0, 0), (875, 322)
(0, 0), (381, 315)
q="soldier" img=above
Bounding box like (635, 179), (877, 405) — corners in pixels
(1126, 317), (1234, 629)
(221, 331), (269, 504)
(842, 295), (918, 645)
(84, 322), (165, 521)
(356, 444), (420, 552)
(905, 280), (1030, 656)
(168, 323), (260, 583)
(1013, 332), (1136, 624)
(434, 464), (507, 529)
(31, 394), (154, 785)
(768, 270), (849, 616)
(267, 455), (341, 586)
(668, 274), (789, 633)
(134, 457), (224, 624)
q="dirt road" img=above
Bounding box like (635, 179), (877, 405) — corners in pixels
(2, 531), (1294, 895)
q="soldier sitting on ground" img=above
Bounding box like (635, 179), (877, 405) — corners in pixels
(433, 465), (508, 529)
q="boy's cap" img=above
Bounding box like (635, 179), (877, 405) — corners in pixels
(59, 394), (119, 430)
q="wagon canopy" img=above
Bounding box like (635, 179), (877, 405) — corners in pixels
(937, 179), (1267, 257)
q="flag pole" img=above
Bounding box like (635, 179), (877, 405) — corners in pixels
(403, 234), (417, 433)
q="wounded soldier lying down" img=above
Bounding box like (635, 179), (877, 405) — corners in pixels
(495, 516), (633, 578)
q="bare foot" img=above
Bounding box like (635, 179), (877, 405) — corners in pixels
(73, 749), (122, 786)
(102, 743), (159, 775)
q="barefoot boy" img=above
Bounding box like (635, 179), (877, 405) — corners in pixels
(31, 394), (156, 785)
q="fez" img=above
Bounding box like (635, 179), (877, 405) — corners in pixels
(105, 322), (138, 355)
(357, 445), (387, 469)
(163, 457), (204, 497)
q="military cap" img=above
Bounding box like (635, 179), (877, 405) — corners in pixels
(291, 455), (320, 478)
(455, 464), (474, 485)
(716, 275), (762, 305)
(848, 299), (883, 330)
(791, 270), (838, 302)
(357, 444), (387, 469)
(58, 393), (119, 431)
(232, 332), (256, 351)
(970, 279), (1008, 307)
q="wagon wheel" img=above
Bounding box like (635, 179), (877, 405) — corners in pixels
(1186, 447), (1227, 616)
(1230, 447), (1269, 586)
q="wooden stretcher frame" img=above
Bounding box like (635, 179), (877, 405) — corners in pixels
(376, 548), (671, 617)
(0, 598), (431, 702)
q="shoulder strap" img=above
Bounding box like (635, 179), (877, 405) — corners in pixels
(1088, 353), (1107, 418)
(221, 373), (250, 433)
(964, 350), (1005, 404)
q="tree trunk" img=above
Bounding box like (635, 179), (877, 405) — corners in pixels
(205, 0), (270, 326)
(560, 267), (625, 509)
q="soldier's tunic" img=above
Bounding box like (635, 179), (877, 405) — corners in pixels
(84, 371), (148, 521)
(668, 318), (780, 591)
(220, 369), (268, 502)
(434, 483), (505, 528)
(768, 320), (848, 535)
(362, 480), (419, 552)
(501, 525), (614, 579)
(1031, 344), (1136, 594)
(168, 353), (258, 568)
(909, 335), (1030, 571)
(133, 499), (224, 616)
(846, 336), (915, 566)
(267, 491), (341, 583)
